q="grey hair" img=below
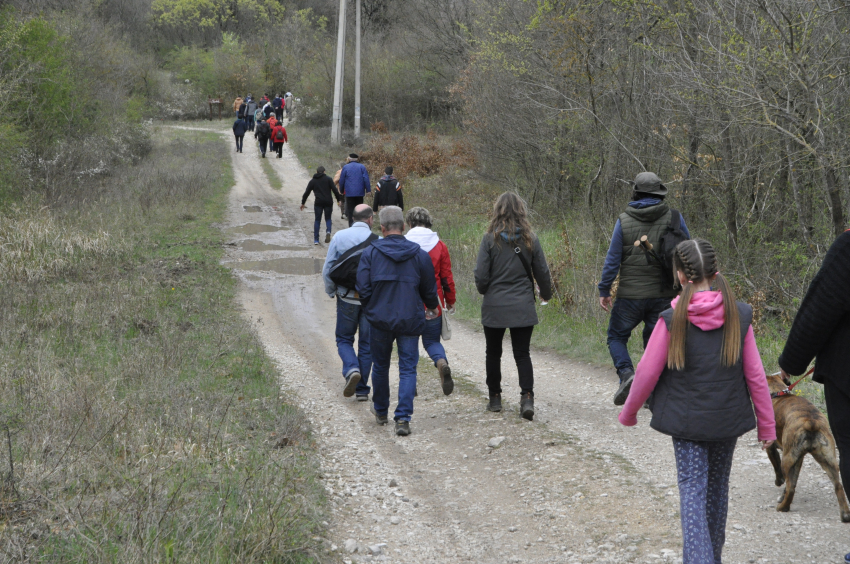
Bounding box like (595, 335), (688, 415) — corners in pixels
(379, 206), (405, 232)
(405, 207), (432, 229)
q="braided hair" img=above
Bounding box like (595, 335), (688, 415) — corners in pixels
(667, 239), (741, 370)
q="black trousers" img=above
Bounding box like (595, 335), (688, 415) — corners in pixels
(234, 135), (243, 152)
(483, 325), (534, 397)
(275, 108), (283, 121)
(824, 380), (850, 492)
(345, 196), (364, 226)
(274, 142), (283, 158)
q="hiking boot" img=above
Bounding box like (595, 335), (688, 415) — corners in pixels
(437, 359), (453, 395)
(487, 394), (502, 412)
(325, 232), (331, 244)
(314, 240), (320, 245)
(370, 405), (388, 426)
(395, 421), (411, 436)
(520, 392), (534, 421)
(343, 372), (361, 398)
(844, 552), (850, 564)
(613, 368), (635, 406)
(356, 394), (369, 402)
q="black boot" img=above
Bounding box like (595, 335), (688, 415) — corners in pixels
(520, 392), (534, 421)
(613, 368), (635, 406)
(487, 394), (502, 412)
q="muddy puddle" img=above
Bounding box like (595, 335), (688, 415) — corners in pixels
(227, 223), (289, 236)
(228, 257), (324, 275)
(239, 239), (304, 252)
(243, 205), (263, 212)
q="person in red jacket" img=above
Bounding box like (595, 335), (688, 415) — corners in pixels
(405, 206), (456, 395)
(270, 122), (287, 158)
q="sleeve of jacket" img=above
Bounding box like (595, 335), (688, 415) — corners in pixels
(418, 251), (439, 310)
(598, 219), (623, 297)
(439, 242), (456, 306)
(301, 180), (315, 206)
(356, 247), (374, 307)
(322, 239), (340, 297)
(473, 234), (492, 295)
(397, 185), (403, 210)
(362, 167), (371, 194)
(371, 185), (382, 211)
(282, 127), (288, 143)
(531, 236), (553, 301)
(779, 232), (850, 375)
(338, 167), (347, 193)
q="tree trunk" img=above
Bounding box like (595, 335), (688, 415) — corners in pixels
(721, 121), (738, 249)
(821, 161), (846, 237)
(786, 141), (812, 245)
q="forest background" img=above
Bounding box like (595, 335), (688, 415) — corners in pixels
(0, 0), (845, 558)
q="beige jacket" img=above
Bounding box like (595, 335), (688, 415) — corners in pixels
(232, 97), (244, 112)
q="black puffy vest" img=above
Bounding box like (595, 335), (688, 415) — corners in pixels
(649, 302), (756, 441)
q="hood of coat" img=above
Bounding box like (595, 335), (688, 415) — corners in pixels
(670, 291), (725, 331)
(373, 235), (421, 262)
(622, 200), (669, 222)
(405, 226), (439, 252)
(312, 172), (327, 180)
(380, 174), (398, 183)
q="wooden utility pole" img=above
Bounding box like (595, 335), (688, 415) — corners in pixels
(354, 0), (361, 138)
(331, 0), (347, 145)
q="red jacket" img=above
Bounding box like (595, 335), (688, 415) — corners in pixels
(428, 241), (456, 315)
(271, 125), (287, 143)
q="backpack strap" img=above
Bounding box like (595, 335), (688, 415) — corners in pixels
(512, 244), (537, 301)
(670, 209), (683, 231)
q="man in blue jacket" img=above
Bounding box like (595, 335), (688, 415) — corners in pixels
(357, 206), (439, 436)
(339, 153), (371, 227)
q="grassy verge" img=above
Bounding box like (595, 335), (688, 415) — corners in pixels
(260, 152), (284, 190)
(287, 124), (821, 408)
(0, 127), (327, 562)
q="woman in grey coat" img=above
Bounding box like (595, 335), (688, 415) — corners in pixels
(474, 192), (552, 420)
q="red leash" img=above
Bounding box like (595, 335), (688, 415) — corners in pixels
(771, 366), (815, 398)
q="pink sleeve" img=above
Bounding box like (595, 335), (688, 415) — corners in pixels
(618, 320), (669, 426)
(742, 326), (777, 441)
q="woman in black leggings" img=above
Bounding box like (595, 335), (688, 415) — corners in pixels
(473, 192), (553, 420)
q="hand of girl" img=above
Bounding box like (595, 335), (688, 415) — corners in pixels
(761, 440), (775, 450)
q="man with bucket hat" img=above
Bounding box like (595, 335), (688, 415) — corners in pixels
(598, 172), (690, 405)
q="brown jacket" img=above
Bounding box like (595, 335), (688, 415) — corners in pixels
(232, 97), (243, 112)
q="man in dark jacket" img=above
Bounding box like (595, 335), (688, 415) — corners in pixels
(254, 119), (271, 158)
(232, 116), (248, 153)
(339, 153), (371, 227)
(598, 172), (690, 406)
(372, 166), (403, 211)
(272, 94), (283, 121)
(357, 206), (439, 436)
(779, 232), (850, 550)
(245, 97), (258, 131)
(301, 166), (342, 244)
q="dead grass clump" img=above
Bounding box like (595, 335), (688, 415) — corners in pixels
(361, 131), (477, 183)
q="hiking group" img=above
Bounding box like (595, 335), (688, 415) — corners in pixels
(312, 167), (850, 563)
(232, 94), (289, 158)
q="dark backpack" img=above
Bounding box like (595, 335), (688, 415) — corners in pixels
(328, 234), (379, 296)
(275, 128), (284, 141)
(656, 209), (689, 291)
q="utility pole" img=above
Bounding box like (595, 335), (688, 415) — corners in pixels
(330, 0), (347, 145)
(354, 0), (361, 138)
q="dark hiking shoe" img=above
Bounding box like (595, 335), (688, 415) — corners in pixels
(520, 393), (535, 421)
(370, 404), (388, 426)
(395, 421), (411, 436)
(343, 372), (361, 398)
(487, 394), (502, 412)
(613, 368), (635, 406)
(356, 394), (369, 402)
(844, 552), (850, 564)
(437, 359), (453, 395)
(325, 232), (331, 244)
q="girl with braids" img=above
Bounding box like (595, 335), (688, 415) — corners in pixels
(618, 239), (775, 563)
(474, 192), (552, 420)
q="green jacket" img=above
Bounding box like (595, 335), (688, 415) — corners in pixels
(617, 202), (676, 299)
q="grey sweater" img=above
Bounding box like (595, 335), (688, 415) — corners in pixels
(474, 232), (552, 328)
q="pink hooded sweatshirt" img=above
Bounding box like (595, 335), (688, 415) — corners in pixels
(618, 291), (776, 442)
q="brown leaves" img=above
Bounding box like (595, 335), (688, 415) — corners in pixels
(360, 130), (476, 183)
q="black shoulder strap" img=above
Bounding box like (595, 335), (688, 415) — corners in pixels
(512, 244), (537, 300)
(670, 209), (682, 231)
(331, 233), (378, 271)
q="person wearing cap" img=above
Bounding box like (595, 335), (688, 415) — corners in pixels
(598, 172), (691, 406)
(338, 153), (371, 227)
(254, 118), (271, 158)
(301, 166), (342, 244)
(372, 166), (403, 212)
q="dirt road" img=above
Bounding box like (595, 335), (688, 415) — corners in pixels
(181, 123), (847, 563)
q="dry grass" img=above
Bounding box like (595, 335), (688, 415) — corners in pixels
(0, 128), (327, 563)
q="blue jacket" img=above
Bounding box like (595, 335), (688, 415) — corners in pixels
(232, 118), (248, 136)
(598, 199), (690, 297)
(322, 222), (375, 302)
(339, 161), (371, 197)
(357, 235), (439, 335)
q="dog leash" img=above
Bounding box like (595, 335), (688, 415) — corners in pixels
(770, 366), (815, 399)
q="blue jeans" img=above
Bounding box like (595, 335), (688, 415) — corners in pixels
(370, 327), (419, 422)
(421, 316), (446, 365)
(335, 298), (371, 395)
(258, 138), (268, 156)
(673, 438), (737, 564)
(607, 297), (670, 373)
(314, 205), (332, 241)
(246, 115), (255, 131)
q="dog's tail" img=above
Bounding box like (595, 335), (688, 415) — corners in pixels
(803, 420), (817, 433)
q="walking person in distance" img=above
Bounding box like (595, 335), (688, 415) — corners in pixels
(473, 192), (552, 420)
(232, 114), (247, 153)
(618, 238), (775, 564)
(322, 205), (378, 401)
(599, 172), (690, 406)
(372, 166), (403, 211)
(405, 206), (455, 395)
(338, 154), (371, 226)
(254, 118), (271, 158)
(302, 166), (342, 245)
(357, 206), (439, 436)
(245, 96), (258, 131)
(271, 121), (287, 158)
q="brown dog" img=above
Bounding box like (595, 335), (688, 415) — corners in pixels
(765, 372), (850, 522)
